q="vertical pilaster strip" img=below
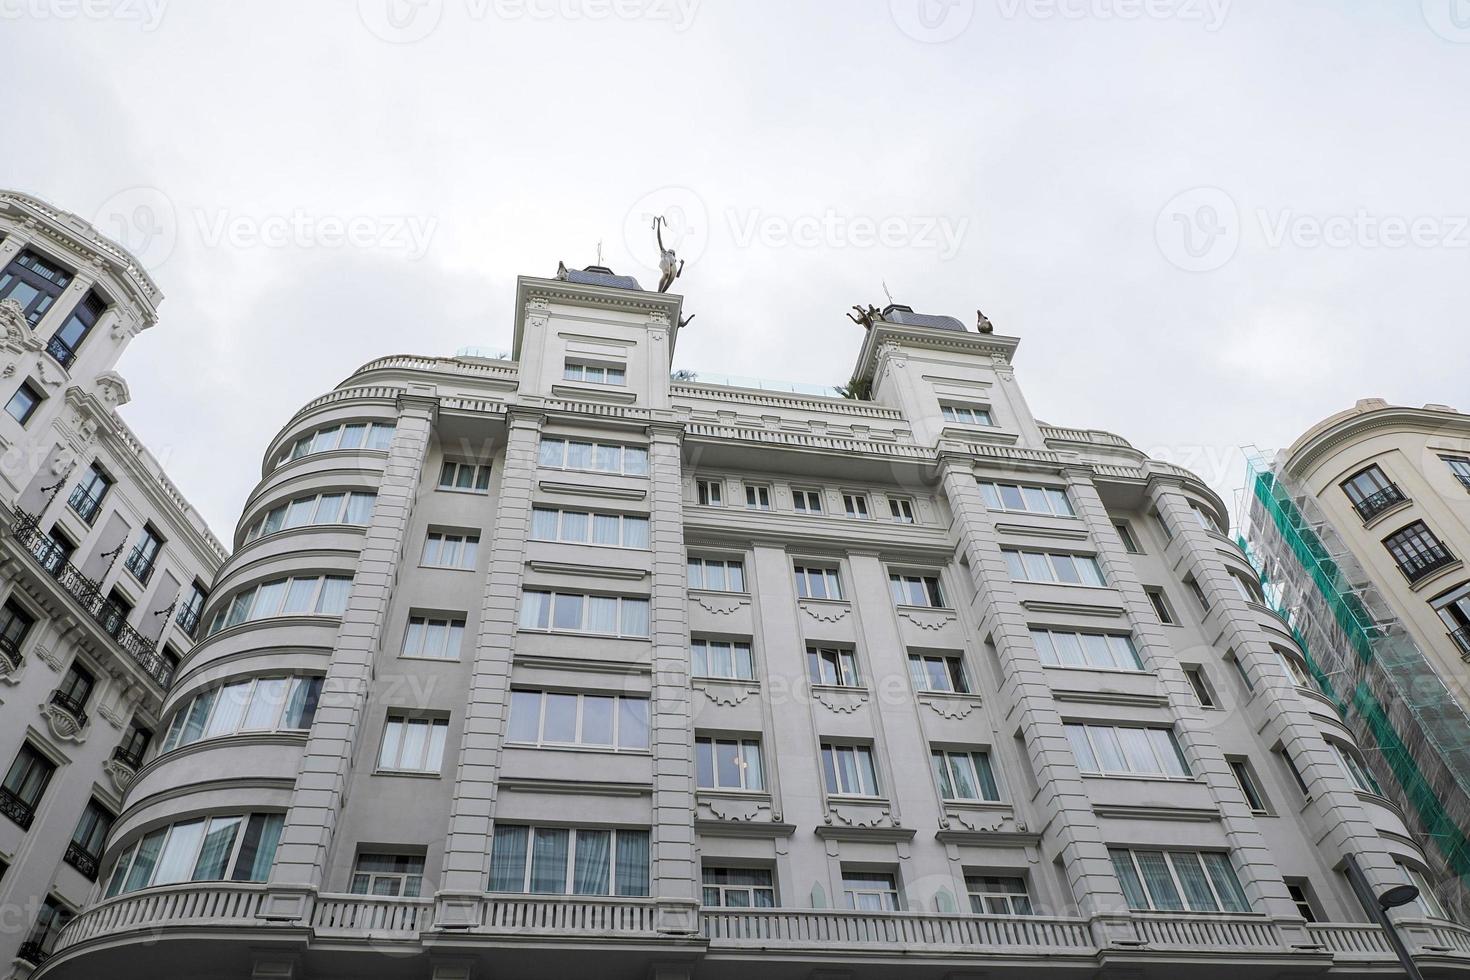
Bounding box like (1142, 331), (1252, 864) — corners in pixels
(266, 392), (435, 897)
(438, 409), (542, 901)
(940, 457), (1127, 917)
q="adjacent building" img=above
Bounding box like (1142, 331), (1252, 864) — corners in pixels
(0, 190), (227, 971)
(1244, 400), (1470, 919)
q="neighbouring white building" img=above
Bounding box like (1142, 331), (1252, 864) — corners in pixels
(4, 203), (1470, 978)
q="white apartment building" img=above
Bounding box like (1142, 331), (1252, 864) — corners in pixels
(8, 235), (1470, 978)
(0, 191), (226, 972)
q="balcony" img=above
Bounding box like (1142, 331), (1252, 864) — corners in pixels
(111, 743), (145, 771)
(1351, 484), (1407, 522)
(63, 841), (100, 881)
(45, 335), (78, 368)
(0, 632), (21, 672)
(9, 512), (173, 688)
(175, 604), (201, 639)
(0, 785), (36, 829)
(1450, 625), (1470, 661)
(16, 939), (48, 966)
(49, 689), (89, 730)
(67, 485), (104, 525)
(123, 545), (155, 585)
(1398, 545), (1458, 584)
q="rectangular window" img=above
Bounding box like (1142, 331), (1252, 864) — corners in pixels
(1109, 848), (1250, 913)
(1341, 464), (1405, 521)
(56, 662), (94, 709)
(1183, 666), (1216, 707)
(940, 404), (993, 426)
(1228, 757), (1269, 813)
(2, 743), (56, 826)
(1190, 504), (1222, 534)
(422, 531), (480, 570)
(966, 875), (1033, 915)
(207, 575), (353, 635)
(507, 690), (649, 751)
(1272, 646), (1309, 687)
(931, 749), (1001, 801)
(280, 422), (395, 466)
(1383, 521), (1456, 583)
(1443, 455), (1470, 491)
(696, 736), (766, 791)
(67, 799), (115, 877)
(488, 825), (649, 897)
(889, 572), (946, 608)
(907, 653), (970, 693)
(103, 812), (284, 898)
(4, 382), (42, 425)
(437, 460), (492, 493)
(0, 600), (35, 652)
(1001, 549), (1106, 586)
(351, 853), (425, 897)
(21, 895), (74, 962)
(1030, 628), (1143, 671)
(530, 507), (648, 549)
(1186, 576), (1211, 612)
(518, 590), (650, 638)
(744, 484), (772, 510)
(537, 437), (648, 476)
(888, 497), (916, 523)
(1327, 739), (1382, 795)
(1285, 880), (1318, 922)
(0, 249), (71, 324)
(69, 463), (112, 524)
(843, 870), (900, 911)
(563, 360), (626, 386)
(377, 716), (449, 773)
(697, 479), (724, 507)
(159, 676), (322, 752)
(807, 645), (861, 687)
(821, 743), (880, 797)
(1145, 587), (1177, 626)
(794, 564), (842, 601)
(688, 557), (746, 592)
(1394, 861), (1447, 919)
(703, 867), (775, 908)
(401, 616), (466, 660)
(842, 492), (871, 520)
(1065, 724), (1190, 778)
(978, 481), (1074, 517)
(691, 639), (756, 680)
(1279, 748), (1310, 798)
(1114, 521), (1142, 553)
(792, 489), (823, 515)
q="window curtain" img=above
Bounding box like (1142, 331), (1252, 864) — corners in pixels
(192, 816), (243, 881)
(1202, 853), (1250, 912)
(1170, 851), (1218, 911)
(572, 830), (611, 895)
(530, 828), (570, 893)
(614, 831), (650, 897)
(232, 814), (284, 881)
(488, 825), (528, 892)
(1110, 849), (1150, 911)
(1135, 851), (1183, 911)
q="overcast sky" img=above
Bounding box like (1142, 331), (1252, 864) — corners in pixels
(4, 0), (1467, 542)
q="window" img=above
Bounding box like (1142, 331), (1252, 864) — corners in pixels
(1001, 549), (1106, 586)
(1285, 880), (1318, 922)
(941, 403), (993, 426)
(908, 653), (970, 693)
(0, 599), (35, 655)
(932, 749), (1001, 801)
(538, 437), (648, 476)
(1443, 455), (1470, 491)
(69, 462), (111, 524)
(19, 895), (72, 965)
(2, 744), (55, 828)
(1109, 848), (1250, 913)
(889, 572), (945, 608)
(697, 479), (724, 506)
(696, 736), (765, 791)
(1190, 504), (1222, 533)
(48, 291), (104, 367)
(244, 491), (377, 541)
(1115, 521), (1142, 554)
(792, 489), (823, 514)
(115, 721), (151, 768)
(744, 484), (772, 510)
(207, 575), (353, 634)
(1433, 584), (1470, 654)
(1384, 521), (1456, 583)
(843, 870), (900, 911)
(102, 812), (285, 898)
(54, 662), (94, 715)
(1185, 576), (1210, 612)
(401, 616), (466, 660)
(1393, 861), (1447, 919)
(0, 249), (71, 324)
(508, 690), (649, 750)
(703, 867), (775, 907)
(530, 507), (649, 548)
(422, 531), (480, 569)
(177, 581), (208, 636)
(378, 715), (449, 772)
(351, 853), (425, 897)
(1341, 464), (1406, 521)
(794, 564), (842, 600)
(888, 496), (916, 523)
(438, 460), (492, 492)
(1279, 747), (1311, 798)
(1030, 628), (1143, 671)
(160, 676), (323, 752)
(1183, 666), (1216, 707)
(278, 421), (396, 466)
(1065, 724), (1190, 778)
(67, 799), (115, 879)
(842, 492), (870, 519)
(688, 557), (746, 592)
(807, 645), (861, 687)
(691, 639), (755, 680)
(563, 360), (626, 386)
(1144, 587), (1177, 625)
(978, 481), (1074, 517)
(966, 875), (1033, 915)
(1327, 739), (1382, 795)
(488, 825), (649, 897)
(1228, 570), (1263, 604)
(1228, 757), (1269, 813)
(821, 743), (880, 797)
(518, 590), (650, 638)
(1271, 646), (1310, 687)
(125, 525), (164, 584)
(4, 381), (41, 425)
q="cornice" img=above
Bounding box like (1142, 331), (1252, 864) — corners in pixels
(852, 322), (1022, 384)
(1283, 403), (1470, 478)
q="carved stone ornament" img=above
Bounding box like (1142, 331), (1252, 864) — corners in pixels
(93, 371), (131, 409)
(919, 694), (981, 720)
(33, 644), (63, 670)
(0, 298), (39, 353)
(801, 602), (850, 624)
(898, 609), (955, 632)
(812, 687), (867, 715)
(826, 803), (899, 829)
(701, 796), (772, 823)
(694, 594), (748, 616)
(102, 756), (137, 794)
(698, 683), (753, 707)
(0, 642), (22, 683)
(943, 808), (1012, 833)
(39, 700), (87, 743)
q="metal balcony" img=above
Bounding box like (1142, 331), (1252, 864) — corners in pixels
(111, 743), (145, 770)
(49, 689), (89, 730)
(0, 785), (36, 830)
(0, 632), (21, 670)
(1351, 484), (1407, 522)
(15, 939), (47, 966)
(67, 485), (103, 524)
(123, 545), (155, 585)
(176, 604), (202, 639)
(1453, 626), (1470, 661)
(1398, 545), (1458, 584)
(46, 334), (78, 368)
(63, 841), (100, 881)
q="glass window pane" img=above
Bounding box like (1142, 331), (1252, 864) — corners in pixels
(581, 696), (614, 745)
(205, 682), (252, 737)
(1066, 726), (1098, 772)
(543, 694), (578, 742)
(619, 698), (649, 749)
(1022, 487), (1050, 513)
(153, 819), (206, 884)
(1171, 852), (1218, 911)
(242, 677), (288, 730)
(1136, 851), (1184, 911)
(1117, 728), (1161, 774)
(520, 591), (551, 629)
(586, 596), (618, 633)
(509, 691), (541, 742)
(553, 594), (583, 631)
(562, 511), (589, 542)
(593, 514), (620, 546)
(531, 508), (559, 540)
(192, 816), (243, 881)
(530, 829), (570, 893)
(615, 831), (649, 896)
(489, 825), (528, 892)
(282, 578), (317, 614)
(124, 829), (166, 892)
(399, 719), (429, 768)
(1202, 853), (1250, 912)
(1111, 850), (1150, 910)
(621, 599), (649, 637)
(317, 577), (351, 614)
(572, 829), (611, 895)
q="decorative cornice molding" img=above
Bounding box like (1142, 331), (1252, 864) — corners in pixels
(524, 560), (648, 581)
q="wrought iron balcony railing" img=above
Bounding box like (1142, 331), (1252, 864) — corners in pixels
(0, 785), (36, 830)
(1454, 626), (1470, 661)
(64, 841), (101, 881)
(123, 545), (156, 585)
(15, 939), (48, 966)
(0, 632), (21, 668)
(10, 512), (173, 688)
(50, 689), (90, 730)
(176, 604), (202, 638)
(1351, 484), (1407, 522)
(46, 334), (78, 368)
(111, 743), (146, 770)
(1398, 545), (1458, 584)
(67, 484), (104, 524)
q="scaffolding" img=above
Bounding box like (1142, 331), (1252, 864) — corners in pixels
(1241, 451), (1470, 916)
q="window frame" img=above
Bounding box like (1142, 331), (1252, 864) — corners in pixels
(931, 748), (1002, 802)
(376, 714), (450, 774)
(907, 653), (971, 693)
(965, 874), (1034, 916)
(888, 571), (946, 609)
(688, 556), (747, 593)
(400, 615), (467, 660)
(529, 506), (649, 549)
(792, 488), (824, 515)
(4, 381), (43, 425)
(159, 675), (323, 753)
(842, 491), (871, 520)
(842, 869), (902, 911)
(507, 689), (650, 752)
(278, 421), (396, 467)
(102, 812), (285, 898)
(1109, 847), (1250, 913)
(702, 866), (776, 908)
(517, 590), (651, 639)
(793, 564), (843, 601)
(744, 484), (772, 511)
(537, 437), (649, 477)
(487, 824), (650, 897)
(350, 852), (426, 897)
(697, 479), (725, 507)
(691, 638), (756, 680)
(562, 359), (627, 386)
(940, 403), (994, 426)
(1030, 628), (1144, 672)
(820, 742), (882, 797)
(421, 530), (481, 570)
(977, 481), (1075, 517)
(1001, 548), (1106, 587)
(695, 735), (766, 792)
(438, 460), (493, 493)
(1065, 723), (1192, 779)
(807, 644), (861, 688)
(1383, 521), (1456, 583)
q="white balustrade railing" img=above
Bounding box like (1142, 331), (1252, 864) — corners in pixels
(701, 909), (1093, 952)
(311, 894), (431, 938)
(1306, 923), (1393, 955)
(472, 895), (660, 937)
(54, 883), (267, 952)
(1132, 913), (1282, 949)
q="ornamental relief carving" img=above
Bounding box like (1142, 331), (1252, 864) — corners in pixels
(693, 594), (748, 616)
(700, 796), (773, 823)
(101, 757), (136, 794)
(698, 683), (753, 707)
(898, 609), (954, 631)
(826, 803), (899, 829)
(0, 646), (22, 684)
(801, 603), (850, 624)
(942, 809), (1014, 834)
(0, 298), (39, 353)
(812, 687), (867, 714)
(919, 694), (981, 720)
(38, 700), (86, 743)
